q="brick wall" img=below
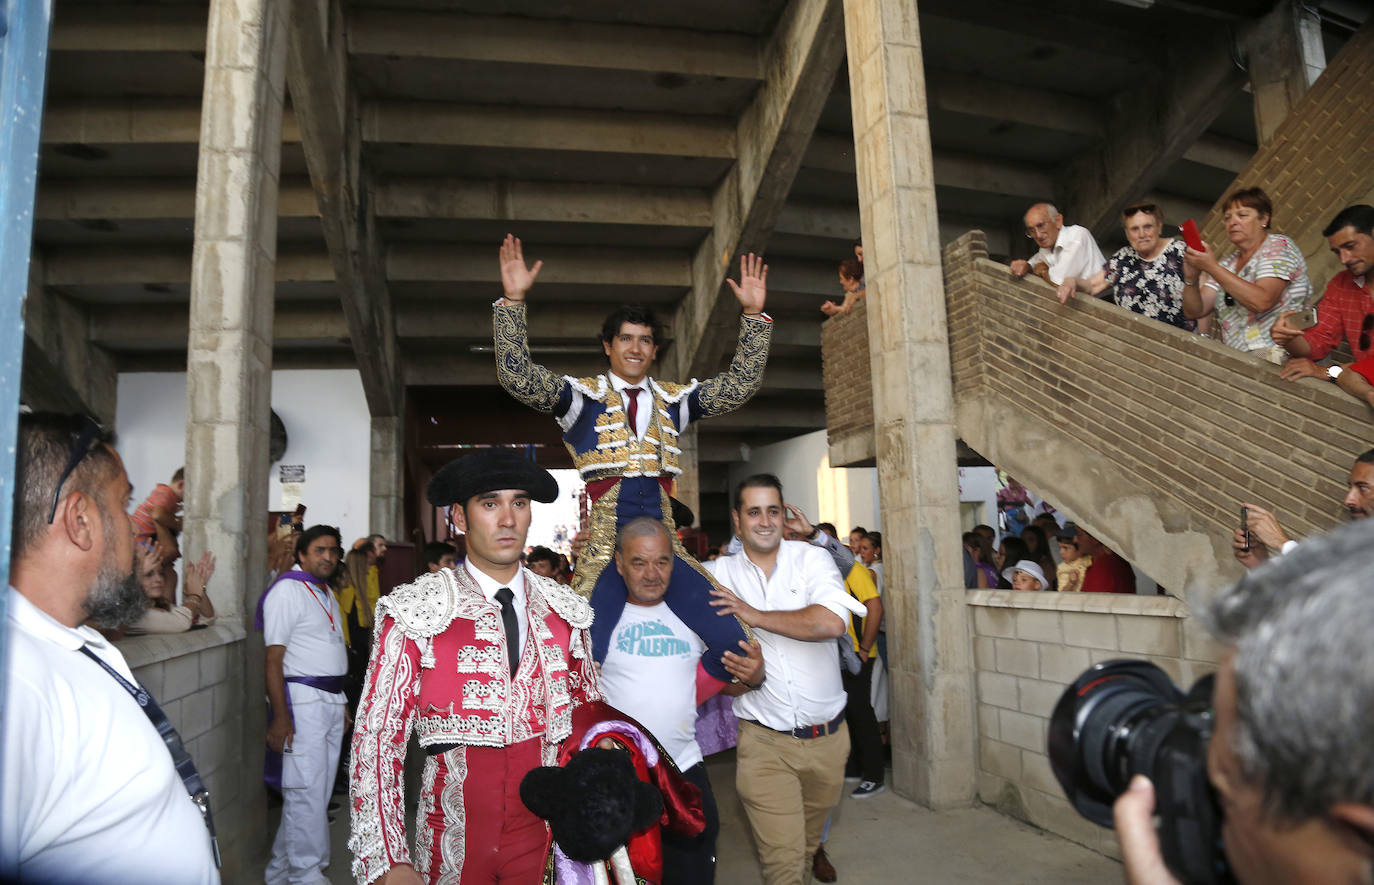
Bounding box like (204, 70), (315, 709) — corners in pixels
(121, 626), (263, 880)
(1200, 19), (1374, 286)
(943, 230), (1368, 600)
(969, 590), (1224, 856)
(820, 299), (875, 465)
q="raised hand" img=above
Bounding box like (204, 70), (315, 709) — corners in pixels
(783, 504), (814, 540)
(726, 252), (767, 315)
(499, 234), (543, 302)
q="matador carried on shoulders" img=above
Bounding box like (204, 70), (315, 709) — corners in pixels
(492, 234), (773, 687)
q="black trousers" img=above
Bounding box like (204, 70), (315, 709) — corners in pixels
(842, 657), (884, 784)
(662, 761), (719, 885)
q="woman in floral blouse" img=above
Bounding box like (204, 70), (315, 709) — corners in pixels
(1181, 186), (1312, 356)
(1056, 201), (1194, 330)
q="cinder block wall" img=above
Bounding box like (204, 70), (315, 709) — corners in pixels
(968, 590), (1225, 858)
(819, 300), (875, 466)
(1199, 19), (1374, 287)
(123, 627), (262, 880)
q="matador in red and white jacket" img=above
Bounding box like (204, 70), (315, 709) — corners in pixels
(348, 560), (602, 884)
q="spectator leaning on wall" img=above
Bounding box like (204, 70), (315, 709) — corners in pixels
(1010, 201), (1107, 286)
(1234, 448), (1374, 569)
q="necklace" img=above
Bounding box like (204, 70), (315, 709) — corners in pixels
(303, 581), (337, 631)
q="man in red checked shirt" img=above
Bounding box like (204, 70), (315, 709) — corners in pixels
(1272, 205), (1374, 380)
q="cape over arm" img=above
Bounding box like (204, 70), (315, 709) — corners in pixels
(493, 301), (575, 416)
(348, 614), (421, 885)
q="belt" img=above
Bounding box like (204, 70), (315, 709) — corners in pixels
(285, 675), (346, 694)
(742, 712), (845, 740)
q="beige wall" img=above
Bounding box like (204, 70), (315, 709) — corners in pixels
(968, 590), (1225, 857)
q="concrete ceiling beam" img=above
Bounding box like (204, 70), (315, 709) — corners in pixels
(374, 179), (714, 228)
(1056, 23), (1250, 240)
(803, 133), (1055, 199)
(36, 177), (319, 220)
(917, 0), (1158, 65)
(669, 0), (847, 382)
(42, 99), (300, 145)
(387, 244), (692, 288)
(698, 399), (826, 430)
(50, 5), (207, 52)
(925, 77), (1104, 139)
(286, 0), (402, 417)
(42, 245), (334, 286)
(89, 303), (350, 345)
(348, 10), (761, 80)
(362, 102), (737, 159)
(1181, 134), (1253, 173)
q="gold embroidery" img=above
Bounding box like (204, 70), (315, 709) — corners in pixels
(573, 481), (620, 599)
(493, 302), (566, 413)
(694, 315), (772, 417)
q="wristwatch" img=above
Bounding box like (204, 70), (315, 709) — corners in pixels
(805, 525), (821, 541)
(1328, 365), (1344, 383)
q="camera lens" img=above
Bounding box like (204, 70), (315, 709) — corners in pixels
(1048, 659), (1183, 826)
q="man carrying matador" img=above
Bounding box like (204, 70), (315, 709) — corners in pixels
(493, 234), (772, 688)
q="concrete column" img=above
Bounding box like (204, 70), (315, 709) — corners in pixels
(1249, 0), (1325, 144)
(369, 414), (405, 540)
(842, 0), (976, 807)
(673, 425), (701, 527)
(181, 0), (286, 875)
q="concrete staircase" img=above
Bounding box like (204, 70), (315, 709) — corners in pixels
(822, 231), (1370, 606)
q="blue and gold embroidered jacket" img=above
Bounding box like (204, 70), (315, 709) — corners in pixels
(493, 302), (772, 482)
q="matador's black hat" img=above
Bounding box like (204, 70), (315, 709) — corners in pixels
(426, 448), (559, 507)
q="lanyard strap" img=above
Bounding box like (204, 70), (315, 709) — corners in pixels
(304, 582), (337, 632)
(78, 646), (221, 869)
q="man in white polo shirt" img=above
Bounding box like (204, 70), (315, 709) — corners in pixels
(1010, 201), (1106, 286)
(705, 474), (868, 885)
(258, 523), (349, 884)
(2, 412), (219, 883)
(598, 517), (763, 885)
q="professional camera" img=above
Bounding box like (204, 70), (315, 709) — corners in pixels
(1046, 659), (1234, 885)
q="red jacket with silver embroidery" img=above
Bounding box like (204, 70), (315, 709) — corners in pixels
(347, 566), (601, 884)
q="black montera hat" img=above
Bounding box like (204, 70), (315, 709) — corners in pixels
(426, 449), (559, 507)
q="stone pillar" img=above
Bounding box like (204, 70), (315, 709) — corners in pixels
(673, 425), (701, 527)
(182, 0), (287, 874)
(842, 0), (975, 807)
(1249, 0), (1325, 144)
(370, 414), (405, 540)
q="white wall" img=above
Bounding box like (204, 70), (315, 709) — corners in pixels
(725, 430), (880, 535)
(116, 370), (373, 550)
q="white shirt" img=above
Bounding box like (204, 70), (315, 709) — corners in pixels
(705, 542), (868, 731)
(1026, 224), (1107, 285)
(262, 576), (348, 705)
(598, 602), (705, 770)
(1, 588), (219, 884)
(465, 562), (529, 656)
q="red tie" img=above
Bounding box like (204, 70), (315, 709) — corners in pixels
(625, 387), (642, 438)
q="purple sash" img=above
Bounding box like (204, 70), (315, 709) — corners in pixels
(258, 571), (348, 791)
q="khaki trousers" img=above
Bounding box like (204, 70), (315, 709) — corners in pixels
(735, 719), (850, 885)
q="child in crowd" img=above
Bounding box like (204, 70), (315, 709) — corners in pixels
(1055, 522), (1092, 592)
(1002, 560), (1047, 591)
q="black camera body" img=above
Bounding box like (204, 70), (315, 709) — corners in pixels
(1046, 659), (1234, 885)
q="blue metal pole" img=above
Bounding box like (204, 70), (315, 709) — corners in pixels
(0, 0), (56, 729)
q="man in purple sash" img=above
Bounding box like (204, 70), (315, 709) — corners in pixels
(257, 524), (349, 884)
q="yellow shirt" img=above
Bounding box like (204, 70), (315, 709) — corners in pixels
(365, 565), (381, 614)
(843, 562), (880, 653)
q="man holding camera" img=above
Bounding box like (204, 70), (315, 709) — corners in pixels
(1113, 521), (1374, 884)
(1234, 448), (1374, 568)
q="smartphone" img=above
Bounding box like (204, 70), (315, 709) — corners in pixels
(1181, 219), (1204, 252)
(1288, 307), (1319, 330)
(1240, 506), (1251, 552)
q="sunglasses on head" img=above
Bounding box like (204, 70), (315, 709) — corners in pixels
(47, 416), (107, 525)
(1122, 203), (1158, 217)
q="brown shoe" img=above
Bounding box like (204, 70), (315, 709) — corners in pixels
(812, 845), (838, 882)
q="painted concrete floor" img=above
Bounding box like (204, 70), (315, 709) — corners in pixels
(308, 752), (1122, 884)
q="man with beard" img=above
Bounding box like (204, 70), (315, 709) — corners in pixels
(256, 523), (349, 884)
(1234, 448), (1374, 568)
(1, 412), (219, 883)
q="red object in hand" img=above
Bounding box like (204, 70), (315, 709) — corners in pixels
(1181, 219), (1204, 252)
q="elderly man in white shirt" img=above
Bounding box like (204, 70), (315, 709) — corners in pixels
(706, 474), (868, 885)
(1010, 201), (1106, 286)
